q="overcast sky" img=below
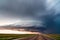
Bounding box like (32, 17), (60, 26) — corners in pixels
(0, 0), (60, 27)
(0, 0), (46, 26)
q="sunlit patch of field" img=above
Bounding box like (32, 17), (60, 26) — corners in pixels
(47, 34), (60, 40)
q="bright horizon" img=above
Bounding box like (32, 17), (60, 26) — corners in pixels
(0, 29), (40, 34)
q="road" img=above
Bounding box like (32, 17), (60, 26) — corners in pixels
(12, 34), (55, 40)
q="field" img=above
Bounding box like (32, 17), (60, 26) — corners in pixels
(0, 34), (60, 40)
(0, 34), (35, 40)
(47, 34), (60, 40)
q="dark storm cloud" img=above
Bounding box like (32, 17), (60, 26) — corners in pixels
(44, 0), (60, 33)
(0, 0), (47, 18)
(0, 0), (47, 27)
(1, 0), (60, 33)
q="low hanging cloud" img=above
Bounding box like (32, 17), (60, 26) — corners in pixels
(0, 0), (60, 33)
(0, 0), (47, 27)
(0, 0), (56, 26)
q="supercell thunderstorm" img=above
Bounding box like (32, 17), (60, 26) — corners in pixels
(0, 0), (60, 33)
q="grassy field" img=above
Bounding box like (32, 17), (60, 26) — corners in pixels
(0, 34), (60, 40)
(0, 34), (35, 40)
(47, 34), (60, 40)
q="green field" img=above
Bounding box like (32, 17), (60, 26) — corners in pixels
(0, 34), (60, 40)
(0, 34), (35, 40)
(47, 34), (60, 40)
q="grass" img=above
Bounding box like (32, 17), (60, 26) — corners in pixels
(47, 34), (60, 40)
(0, 34), (60, 40)
(0, 34), (35, 40)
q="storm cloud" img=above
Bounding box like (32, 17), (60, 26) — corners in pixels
(0, 0), (47, 27)
(0, 0), (60, 33)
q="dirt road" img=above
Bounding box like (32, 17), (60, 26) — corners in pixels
(12, 34), (55, 40)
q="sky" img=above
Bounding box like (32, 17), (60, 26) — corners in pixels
(0, 0), (60, 33)
(0, 0), (46, 26)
